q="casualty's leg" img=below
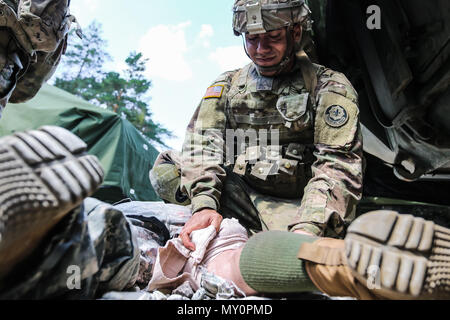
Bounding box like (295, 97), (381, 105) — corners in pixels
(206, 232), (318, 296)
(0, 126), (104, 279)
(300, 210), (450, 299)
(341, 210), (450, 299)
(206, 247), (257, 296)
(221, 210), (450, 299)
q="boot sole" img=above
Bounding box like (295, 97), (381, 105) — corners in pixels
(345, 210), (450, 299)
(0, 126), (104, 276)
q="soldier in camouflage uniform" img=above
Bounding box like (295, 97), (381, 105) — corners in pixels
(159, 0), (450, 300)
(0, 0), (141, 299)
(150, 0), (364, 246)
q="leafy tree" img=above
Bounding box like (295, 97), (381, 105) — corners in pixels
(55, 21), (172, 147)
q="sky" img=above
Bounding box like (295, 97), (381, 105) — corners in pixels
(65, 0), (251, 151)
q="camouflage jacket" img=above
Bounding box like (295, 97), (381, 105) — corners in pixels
(180, 57), (363, 236)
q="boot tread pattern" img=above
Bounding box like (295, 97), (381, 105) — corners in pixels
(345, 210), (450, 298)
(0, 126), (103, 250)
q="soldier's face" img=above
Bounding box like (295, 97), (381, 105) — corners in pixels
(0, 29), (18, 105)
(245, 29), (287, 72)
(245, 25), (302, 76)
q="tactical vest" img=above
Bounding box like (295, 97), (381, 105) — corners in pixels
(225, 57), (324, 199)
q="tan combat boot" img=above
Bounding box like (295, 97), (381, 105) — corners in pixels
(298, 210), (450, 300)
(0, 126), (104, 279)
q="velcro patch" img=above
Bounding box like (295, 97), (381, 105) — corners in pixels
(315, 92), (359, 147)
(203, 85), (224, 99)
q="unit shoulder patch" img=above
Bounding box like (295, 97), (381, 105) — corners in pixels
(324, 105), (349, 128)
(315, 91), (359, 147)
(203, 85), (225, 99)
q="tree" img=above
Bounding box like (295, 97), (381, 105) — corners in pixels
(54, 21), (172, 147)
(97, 52), (172, 145)
(58, 21), (110, 81)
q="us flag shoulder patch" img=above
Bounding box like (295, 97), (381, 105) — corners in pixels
(203, 85), (224, 99)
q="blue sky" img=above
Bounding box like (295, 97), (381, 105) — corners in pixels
(65, 0), (251, 151)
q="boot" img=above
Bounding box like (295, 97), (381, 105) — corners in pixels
(0, 126), (104, 279)
(298, 210), (450, 300)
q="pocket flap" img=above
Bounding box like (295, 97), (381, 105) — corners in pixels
(276, 93), (309, 122)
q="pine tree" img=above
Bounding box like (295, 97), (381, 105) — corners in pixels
(54, 22), (172, 147)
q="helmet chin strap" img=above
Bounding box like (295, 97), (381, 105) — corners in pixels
(243, 28), (296, 77)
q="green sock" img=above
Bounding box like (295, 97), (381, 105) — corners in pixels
(240, 231), (319, 294)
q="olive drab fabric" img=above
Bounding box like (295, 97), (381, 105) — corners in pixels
(0, 0), (78, 106)
(240, 231), (318, 293)
(1, 84), (161, 203)
(178, 55), (363, 237)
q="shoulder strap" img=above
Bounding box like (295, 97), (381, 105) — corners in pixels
(296, 50), (318, 104)
(225, 67), (248, 130)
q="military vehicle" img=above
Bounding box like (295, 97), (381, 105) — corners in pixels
(306, 0), (450, 220)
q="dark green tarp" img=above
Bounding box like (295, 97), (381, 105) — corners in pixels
(0, 84), (161, 203)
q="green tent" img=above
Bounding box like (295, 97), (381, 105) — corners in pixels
(0, 84), (161, 203)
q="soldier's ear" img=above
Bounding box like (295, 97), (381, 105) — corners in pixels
(292, 24), (302, 43)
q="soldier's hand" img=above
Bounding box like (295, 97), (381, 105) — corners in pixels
(179, 209), (223, 251)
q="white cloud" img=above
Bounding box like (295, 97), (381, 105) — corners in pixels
(197, 24), (214, 48)
(199, 24), (214, 39)
(209, 46), (251, 73)
(70, 0), (101, 26)
(138, 22), (193, 82)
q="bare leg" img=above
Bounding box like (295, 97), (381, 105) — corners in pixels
(206, 247), (258, 296)
(205, 231), (318, 296)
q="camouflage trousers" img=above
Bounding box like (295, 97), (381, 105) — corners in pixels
(0, 197), (193, 300)
(151, 150), (308, 233)
(0, 199), (140, 299)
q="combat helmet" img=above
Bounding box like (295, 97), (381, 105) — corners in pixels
(232, 0), (312, 74)
(0, 0), (79, 106)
